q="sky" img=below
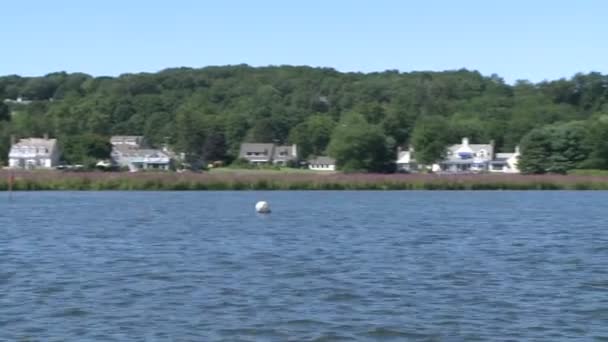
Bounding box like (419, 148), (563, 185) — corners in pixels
(1, 0), (606, 83)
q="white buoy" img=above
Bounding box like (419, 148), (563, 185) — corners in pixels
(255, 201), (271, 214)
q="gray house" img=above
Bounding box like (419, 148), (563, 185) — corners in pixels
(111, 146), (171, 171)
(110, 136), (171, 171)
(272, 145), (298, 165)
(239, 143), (298, 165)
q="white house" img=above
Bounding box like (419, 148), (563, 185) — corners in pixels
(489, 147), (520, 173)
(437, 137), (494, 172)
(397, 137), (520, 174)
(8, 137), (60, 169)
(308, 156), (336, 171)
(396, 148), (416, 172)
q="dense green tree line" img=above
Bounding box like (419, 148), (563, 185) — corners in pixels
(1, 66), (608, 173)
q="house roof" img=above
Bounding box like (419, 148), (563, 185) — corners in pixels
(111, 136), (144, 145)
(239, 143), (275, 158)
(495, 152), (515, 159)
(11, 138), (57, 150)
(112, 146), (170, 162)
(308, 156), (335, 165)
(9, 138), (58, 158)
(111, 135), (143, 140)
(447, 143), (493, 154)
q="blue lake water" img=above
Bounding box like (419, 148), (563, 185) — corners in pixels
(1, 191), (608, 341)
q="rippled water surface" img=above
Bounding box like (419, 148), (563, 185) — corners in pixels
(1, 191), (608, 341)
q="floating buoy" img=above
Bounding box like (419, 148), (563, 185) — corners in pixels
(255, 201), (271, 214)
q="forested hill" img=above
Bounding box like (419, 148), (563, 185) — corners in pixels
(1, 65), (607, 172)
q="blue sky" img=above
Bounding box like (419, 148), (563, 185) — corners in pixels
(1, 0), (606, 83)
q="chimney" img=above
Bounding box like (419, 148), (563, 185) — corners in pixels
(10, 135), (16, 146)
(292, 144), (298, 158)
(43, 133), (49, 140)
(515, 145), (521, 154)
(462, 137), (469, 146)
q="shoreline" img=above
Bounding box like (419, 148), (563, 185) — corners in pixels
(2, 171), (608, 190)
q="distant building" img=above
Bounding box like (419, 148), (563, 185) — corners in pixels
(272, 144), (298, 166)
(239, 143), (275, 164)
(238, 143), (298, 165)
(489, 147), (521, 173)
(396, 148), (416, 172)
(8, 136), (60, 169)
(308, 156), (336, 171)
(110, 135), (171, 171)
(3, 97), (33, 105)
(397, 137), (520, 173)
(111, 146), (171, 171)
(438, 137), (494, 173)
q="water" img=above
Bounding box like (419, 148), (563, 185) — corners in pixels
(1, 191), (608, 341)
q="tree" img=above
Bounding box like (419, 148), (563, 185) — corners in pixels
(174, 110), (205, 164)
(202, 132), (227, 162)
(0, 102), (9, 121)
(447, 114), (487, 143)
(381, 105), (416, 146)
(224, 113), (250, 155)
(546, 121), (590, 173)
(3, 67), (608, 171)
(518, 128), (552, 174)
(287, 123), (312, 158)
(61, 133), (112, 166)
(0, 122), (11, 165)
(21, 76), (59, 100)
(410, 116), (449, 166)
(327, 113), (393, 172)
(519, 121), (590, 174)
(288, 115), (335, 159)
(583, 117), (608, 169)
(246, 118), (275, 143)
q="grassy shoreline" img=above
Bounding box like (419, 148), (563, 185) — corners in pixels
(2, 170), (608, 190)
